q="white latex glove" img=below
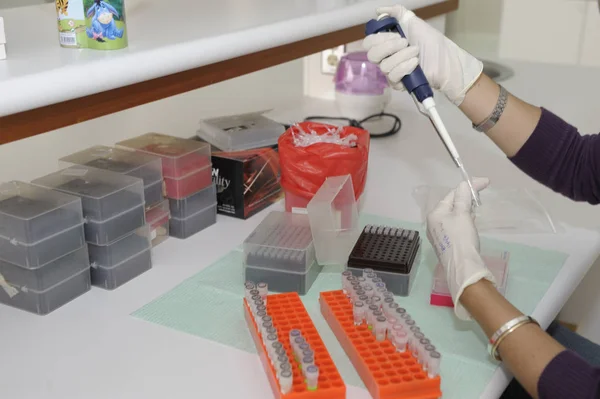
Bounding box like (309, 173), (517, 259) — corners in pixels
(426, 178), (496, 320)
(362, 4), (483, 106)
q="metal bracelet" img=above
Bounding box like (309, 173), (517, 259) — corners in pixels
(488, 315), (539, 361)
(473, 84), (508, 133)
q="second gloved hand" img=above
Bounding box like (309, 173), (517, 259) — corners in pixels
(362, 4), (483, 106)
(426, 177), (495, 320)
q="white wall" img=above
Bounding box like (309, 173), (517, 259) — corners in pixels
(0, 59), (303, 182)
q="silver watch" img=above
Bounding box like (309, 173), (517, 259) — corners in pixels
(473, 85), (508, 133)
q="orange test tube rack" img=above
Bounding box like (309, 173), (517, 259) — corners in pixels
(320, 290), (441, 399)
(244, 292), (346, 399)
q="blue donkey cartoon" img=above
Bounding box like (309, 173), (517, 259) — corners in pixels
(86, 0), (124, 42)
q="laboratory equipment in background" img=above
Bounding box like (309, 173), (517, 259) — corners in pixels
(347, 225), (422, 296)
(365, 14), (480, 206)
(431, 251), (510, 307)
(0, 182), (90, 314)
(334, 51), (391, 121)
(193, 138), (282, 220)
(32, 165), (151, 290)
(0, 16), (6, 60)
(54, 0), (128, 50)
(197, 111), (285, 152)
(117, 133), (216, 239)
(278, 122), (369, 213)
(60, 145), (170, 246)
(320, 289), (442, 398)
(244, 285), (346, 397)
(243, 211), (320, 295)
(306, 175), (360, 265)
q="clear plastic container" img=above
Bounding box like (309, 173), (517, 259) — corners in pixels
(88, 226), (152, 290)
(244, 261), (322, 295)
(0, 181), (85, 268)
(59, 145), (163, 188)
(116, 133), (212, 199)
(143, 179), (165, 209)
(307, 175), (360, 265)
(168, 183), (216, 219)
(347, 225), (422, 296)
(430, 251), (510, 307)
(0, 246), (89, 292)
(0, 267), (91, 315)
(169, 203), (217, 239)
(196, 111), (285, 152)
(32, 166), (146, 245)
(145, 200), (170, 246)
(243, 211), (316, 273)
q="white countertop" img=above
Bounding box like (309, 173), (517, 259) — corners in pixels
(0, 0), (445, 117)
(1, 94), (599, 398)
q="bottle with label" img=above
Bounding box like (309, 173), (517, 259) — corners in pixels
(84, 0), (128, 50)
(55, 0), (87, 48)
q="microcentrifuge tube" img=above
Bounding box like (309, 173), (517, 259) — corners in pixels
(357, 276), (367, 285)
(279, 370), (293, 394)
(363, 268), (374, 277)
(386, 317), (398, 333)
(375, 281), (386, 290)
(270, 341), (283, 360)
(418, 338), (431, 364)
(372, 277), (383, 286)
(301, 356), (315, 372)
(296, 343), (310, 360)
(404, 319), (416, 330)
(249, 289), (260, 300)
(257, 282), (268, 302)
(367, 304), (379, 327)
(363, 285), (374, 298)
(302, 349), (314, 360)
(261, 321), (273, 337)
(289, 329), (301, 344)
(394, 330), (409, 352)
(386, 302), (399, 317)
(341, 271), (353, 293)
(411, 332), (425, 357)
(375, 316), (387, 341)
(383, 291), (394, 299)
(410, 326), (421, 335)
(265, 327), (277, 340)
(266, 334), (278, 350)
(255, 310), (267, 321)
(371, 296), (382, 308)
(277, 354), (289, 370)
(427, 351), (441, 378)
(292, 336), (305, 357)
(244, 282), (256, 300)
(305, 365), (319, 391)
(343, 275), (355, 296)
(279, 362), (292, 378)
(353, 301), (366, 325)
(358, 294), (369, 303)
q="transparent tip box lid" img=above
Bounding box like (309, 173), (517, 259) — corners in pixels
(197, 111), (285, 152)
(31, 166), (145, 222)
(0, 181), (84, 246)
(116, 133), (211, 178)
(60, 145), (163, 187)
(243, 211), (316, 273)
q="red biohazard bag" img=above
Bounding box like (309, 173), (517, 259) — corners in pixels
(278, 122), (370, 212)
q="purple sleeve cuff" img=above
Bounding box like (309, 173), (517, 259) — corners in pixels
(538, 350), (600, 398)
(509, 108), (600, 204)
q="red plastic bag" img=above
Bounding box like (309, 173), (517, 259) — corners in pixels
(278, 122), (370, 210)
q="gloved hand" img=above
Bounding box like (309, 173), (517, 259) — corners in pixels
(426, 178), (495, 320)
(362, 4), (483, 106)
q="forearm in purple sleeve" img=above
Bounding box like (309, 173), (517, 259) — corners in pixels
(538, 350), (600, 398)
(509, 108), (600, 205)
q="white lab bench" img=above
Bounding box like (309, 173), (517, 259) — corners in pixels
(1, 61), (600, 398)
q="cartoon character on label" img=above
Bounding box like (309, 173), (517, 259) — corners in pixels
(86, 0), (124, 42)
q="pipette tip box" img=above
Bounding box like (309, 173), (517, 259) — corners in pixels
(117, 133), (212, 199)
(347, 225), (421, 296)
(59, 145), (165, 208)
(0, 181), (86, 269)
(168, 203), (217, 239)
(88, 225), (152, 290)
(244, 290), (346, 398)
(320, 290), (442, 399)
(243, 211), (320, 295)
(32, 166), (146, 245)
(307, 175), (360, 266)
(431, 251), (510, 307)
(145, 199), (170, 247)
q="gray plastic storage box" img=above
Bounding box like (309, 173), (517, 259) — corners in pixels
(245, 261), (322, 295)
(169, 203), (217, 239)
(89, 226), (152, 290)
(60, 145), (164, 208)
(168, 183), (216, 219)
(0, 181), (85, 268)
(0, 268), (91, 315)
(243, 211), (319, 294)
(0, 246), (89, 292)
(32, 166), (146, 245)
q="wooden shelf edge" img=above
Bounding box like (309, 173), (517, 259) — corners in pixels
(0, 0), (458, 145)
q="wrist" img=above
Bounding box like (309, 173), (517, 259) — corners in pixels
(459, 74), (501, 127)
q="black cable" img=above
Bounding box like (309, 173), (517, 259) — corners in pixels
(303, 112), (402, 138)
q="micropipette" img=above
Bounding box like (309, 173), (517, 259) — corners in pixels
(365, 14), (481, 207)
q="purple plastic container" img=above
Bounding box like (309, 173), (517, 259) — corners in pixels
(334, 52), (389, 95)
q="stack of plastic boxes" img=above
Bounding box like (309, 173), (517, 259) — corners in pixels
(243, 211), (320, 294)
(59, 146), (170, 246)
(0, 182), (90, 314)
(32, 166), (152, 290)
(117, 133), (216, 239)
